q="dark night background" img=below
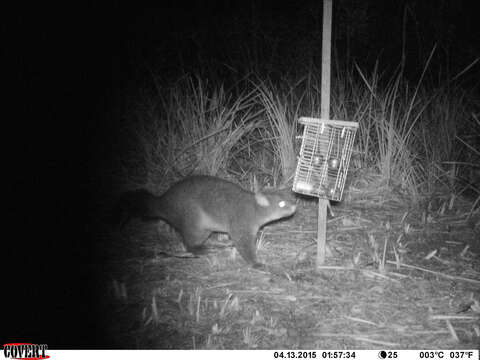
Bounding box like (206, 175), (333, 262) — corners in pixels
(4, 1), (479, 348)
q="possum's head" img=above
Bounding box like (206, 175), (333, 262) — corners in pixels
(254, 189), (297, 225)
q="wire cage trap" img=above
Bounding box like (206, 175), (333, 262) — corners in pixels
(293, 117), (358, 201)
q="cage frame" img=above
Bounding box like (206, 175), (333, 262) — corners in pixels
(293, 117), (359, 201)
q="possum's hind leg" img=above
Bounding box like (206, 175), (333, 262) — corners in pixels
(231, 229), (264, 268)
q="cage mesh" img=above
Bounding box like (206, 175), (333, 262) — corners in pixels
(293, 117), (358, 201)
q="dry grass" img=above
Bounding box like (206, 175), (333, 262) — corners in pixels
(101, 54), (480, 349)
(98, 175), (479, 348)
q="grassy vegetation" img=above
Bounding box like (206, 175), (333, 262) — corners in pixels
(102, 51), (480, 350)
(116, 55), (479, 206)
(99, 4), (480, 349)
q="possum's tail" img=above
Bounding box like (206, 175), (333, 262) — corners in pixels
(106, 189), (160, 228)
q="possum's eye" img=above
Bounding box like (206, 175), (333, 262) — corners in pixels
(278, 201), (286, 208)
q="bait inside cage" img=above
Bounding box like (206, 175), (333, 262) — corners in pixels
(293, 117), (358, 201)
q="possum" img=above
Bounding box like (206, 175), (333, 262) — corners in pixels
(110, 175), (297, 268)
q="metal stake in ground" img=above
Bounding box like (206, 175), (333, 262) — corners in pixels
(292, 3), (358, 271)
(318, 0), (333, 267)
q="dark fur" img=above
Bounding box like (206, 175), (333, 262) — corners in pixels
(110, 176), (297, 267)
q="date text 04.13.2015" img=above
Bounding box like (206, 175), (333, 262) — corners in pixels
(274, 352), (356, 359)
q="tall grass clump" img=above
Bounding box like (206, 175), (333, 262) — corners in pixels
(353, 62), (427, 199)
(116, 52), (478, 204)
(326, 51), (479, 202)
(119, 76), (260, 191)
(253, 79), (299, 185)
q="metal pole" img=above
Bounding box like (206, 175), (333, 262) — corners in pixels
(317, 0), (332, 267)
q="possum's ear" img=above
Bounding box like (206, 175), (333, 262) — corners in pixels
(255, 192), (270, 207)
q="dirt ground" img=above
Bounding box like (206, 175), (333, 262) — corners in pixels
(95, 188), (480, 349)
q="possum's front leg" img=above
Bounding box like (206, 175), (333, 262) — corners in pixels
(231, 229), (264, 268)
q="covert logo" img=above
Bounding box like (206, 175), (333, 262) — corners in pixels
(3, 343), (49, 360)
